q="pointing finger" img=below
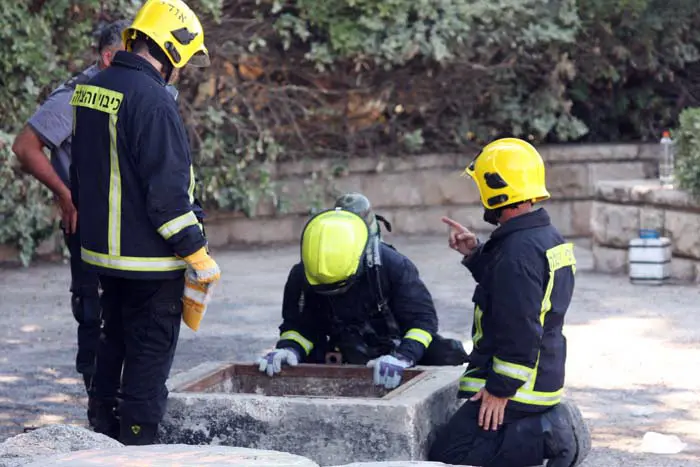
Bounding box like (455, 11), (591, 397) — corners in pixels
(441, 216), (466, 231)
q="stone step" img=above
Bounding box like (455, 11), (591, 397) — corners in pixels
(24, 444), (319, 467)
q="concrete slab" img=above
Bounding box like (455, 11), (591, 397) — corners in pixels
(23, 444), (318, 466)
(2, 235), (700, 466)
(160, 362), (464, 466)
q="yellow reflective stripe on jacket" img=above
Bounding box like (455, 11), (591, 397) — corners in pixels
(108, 114), (121, 256)
(188, 165), (195, 204)
(459, 376), (562, 407)
(404, 328), (433, 348)
(521, 242), (576, 392)
(71, 85), (125, 257)
(472, 305), (484, 348)
(492, 356), (534, 382)
(279, 330), (314, 355)
(81, 247), (186, 272)
(157, 211), (199, 240)
(70, 85), (123, 115)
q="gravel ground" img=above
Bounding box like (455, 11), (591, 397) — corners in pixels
(1, 235), (698, 466)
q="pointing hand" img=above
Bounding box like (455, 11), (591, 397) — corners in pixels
(441, 216), (478, 256)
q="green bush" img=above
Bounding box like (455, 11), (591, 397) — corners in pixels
(0, 1), (132, 265)
(672, 107), (700, 198)
(5, 0), (700, 264)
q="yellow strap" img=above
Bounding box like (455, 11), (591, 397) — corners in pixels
(404, 328), (433, 348)
(279, 330), (314, 355)
(492, 357), (534, 382)
(107, 113), (121, 256)
(473, 305), (484, 348)
(158, 211), (199, 240)
(459, 376), (562, 407)
(81, 247), (186, 272)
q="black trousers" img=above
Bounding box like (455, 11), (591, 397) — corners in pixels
(429, 400), (547, 467)
(92, 274), (184, 426)
(64, 226), (101, 380)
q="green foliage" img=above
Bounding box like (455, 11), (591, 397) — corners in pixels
(5, 0), (700, 264)
(0, 1), (129, 264)
(192, 107), (281, 215)
(0, 132), (56, 266)
(568, 0), (700, 142)
(672, 108), (700, 198)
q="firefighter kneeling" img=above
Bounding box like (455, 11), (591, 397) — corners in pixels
(257, 201), (468, 389)
(428, 138), (591, 467)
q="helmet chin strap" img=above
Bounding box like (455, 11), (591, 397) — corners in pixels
(145, 37), (175, 83)
(483, 207), (502, 226)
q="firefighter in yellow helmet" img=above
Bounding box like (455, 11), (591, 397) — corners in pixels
(70, 0), (219, 445)
(257, 207), (468, 389)
(429, 138), (591, 467)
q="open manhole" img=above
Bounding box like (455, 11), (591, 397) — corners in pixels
(176, 363), (426, 398)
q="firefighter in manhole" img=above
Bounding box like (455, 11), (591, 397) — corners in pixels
(257, 192), (469, 390)
(428, 138), (591, 467)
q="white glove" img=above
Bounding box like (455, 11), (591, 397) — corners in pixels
(367, 353), (413, 389)
(257, 348), (300, 377)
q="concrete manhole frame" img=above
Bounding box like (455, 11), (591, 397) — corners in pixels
(161, 361), (465, 466)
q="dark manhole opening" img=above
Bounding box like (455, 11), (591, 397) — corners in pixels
(178, 363), (426, 398)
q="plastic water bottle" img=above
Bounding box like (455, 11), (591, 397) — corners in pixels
(659, 131), (674, 187)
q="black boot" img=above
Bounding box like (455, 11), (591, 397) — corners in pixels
(119, 420), (158, 446)
(542, 401), (591, 467)
(92, 399), (120, 441)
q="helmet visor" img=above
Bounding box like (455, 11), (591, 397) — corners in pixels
(188, 50), (210, 67)
(311, 276), (357, 296)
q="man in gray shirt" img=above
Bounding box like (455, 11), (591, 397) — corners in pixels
(11, 20), (128, 427)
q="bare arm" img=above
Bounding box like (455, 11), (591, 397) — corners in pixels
(12, 125), (69, 198)
(12, 125), (76, 233)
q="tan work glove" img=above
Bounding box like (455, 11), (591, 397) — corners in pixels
(181, 246), (221, 331)
(183, 246), (221, 283)
(182, 267), (217, 331)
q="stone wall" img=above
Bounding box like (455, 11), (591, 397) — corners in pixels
(0, 143), (658, 265)
(203, 143), (658, 249)
(591, 179), (700, 282)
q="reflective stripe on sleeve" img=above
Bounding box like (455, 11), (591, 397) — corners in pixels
(157, 211), (199, 240)
(279, 330), (314, 355)
(492, 356), (534, 382)
(404, 328), (433, 348)
(473, 305), (484, 348)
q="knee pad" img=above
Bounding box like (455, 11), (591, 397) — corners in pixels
(542, 400), (591, 467)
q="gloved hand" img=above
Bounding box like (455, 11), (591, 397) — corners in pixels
(257, 348), (300, 377)
(367, 353), (414, 389)
(182, 267), (217, 331)
(183, 246), (221, 283)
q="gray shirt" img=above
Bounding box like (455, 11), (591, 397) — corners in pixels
(27, 64), (101, 188)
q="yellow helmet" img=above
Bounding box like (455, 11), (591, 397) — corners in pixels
(463, 137), (550, 210)
(123, 0), (210, 68)
(301, 208), (369, 295)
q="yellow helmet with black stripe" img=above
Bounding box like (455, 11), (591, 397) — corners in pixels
(301, 208), (369, 295)
(463, 137), (550, 210)
(123, 0), (210, 68)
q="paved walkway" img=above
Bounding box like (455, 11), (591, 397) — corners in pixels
(1, 235), (698, 466)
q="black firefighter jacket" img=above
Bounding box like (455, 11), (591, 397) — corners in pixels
(70, 51), (206, 280)
(275, 243), (438, 364)
(459, 208), (576, 413)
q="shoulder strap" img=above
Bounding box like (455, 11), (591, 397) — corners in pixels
(63, 70), (93, 91)
(369, 253), (401, 337)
